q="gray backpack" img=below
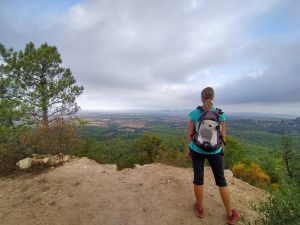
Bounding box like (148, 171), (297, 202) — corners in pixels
(192, 106), (226, 152)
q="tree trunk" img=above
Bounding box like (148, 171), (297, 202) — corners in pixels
(40, 73), (48, 126)
(284, 152), (293, 179)
(42, 106), (48, 126)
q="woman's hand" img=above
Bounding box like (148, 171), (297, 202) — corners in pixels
(188, 149), (191, 160)
(222, 144), (225, 151)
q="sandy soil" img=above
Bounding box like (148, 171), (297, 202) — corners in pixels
(0, 158), (265, 225)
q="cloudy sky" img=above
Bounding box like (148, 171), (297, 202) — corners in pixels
(1, 0), (300, 115)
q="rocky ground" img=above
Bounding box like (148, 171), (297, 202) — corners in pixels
(0, 157), (265, 225)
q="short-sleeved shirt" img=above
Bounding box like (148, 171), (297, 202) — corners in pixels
(189, 106), (226, 154)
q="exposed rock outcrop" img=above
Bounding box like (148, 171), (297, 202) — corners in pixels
(16, 153), (74, 170)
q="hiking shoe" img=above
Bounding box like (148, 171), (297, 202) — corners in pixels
(226, 208), (240, 225)
(194, 203), (204, 218)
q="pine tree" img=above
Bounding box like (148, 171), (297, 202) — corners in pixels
(0, 44), (26, 143)
(1, 42), (84, 125)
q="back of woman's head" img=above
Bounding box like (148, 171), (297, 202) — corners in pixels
(201, 87), (214, 110)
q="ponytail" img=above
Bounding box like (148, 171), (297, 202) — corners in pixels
(203, 98), (213, 111)
(201, 87), (214, 111)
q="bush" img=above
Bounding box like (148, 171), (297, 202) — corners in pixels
(255, 183), (300, 225)
(0, 148), (20, 175)
(117, 157), (136, 170)
(20, 118), (83, 155)
(223, 136), (247, 169)
(137, 134), (162, 163)
(157, 146), (191, 168)
(137, 151), (150, 165)
(232, 162), (247, 179)
(247, 163), (271, 187)
(232, 162), (270, 188)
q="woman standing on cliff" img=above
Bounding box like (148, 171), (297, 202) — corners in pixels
(187, 87), (240, 225)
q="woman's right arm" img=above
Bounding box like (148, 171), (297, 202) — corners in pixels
(187, 120), (194, 159)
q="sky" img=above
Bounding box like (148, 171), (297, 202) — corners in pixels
(1, 0), (300, 115)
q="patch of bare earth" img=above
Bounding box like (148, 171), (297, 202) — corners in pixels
(0, 158), (265, 225)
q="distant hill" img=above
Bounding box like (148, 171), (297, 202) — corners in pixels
(78, 110), (298, 120)
(226, 112), (297, 121)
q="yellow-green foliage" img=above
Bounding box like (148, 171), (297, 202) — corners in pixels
(157, 147), (191, 168)
(137, 134), (162, 163)
(232, 162), (270, 188)
(231, 163), (247, 179)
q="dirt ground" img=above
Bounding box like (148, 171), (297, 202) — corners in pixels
(0, 158), (265, 225)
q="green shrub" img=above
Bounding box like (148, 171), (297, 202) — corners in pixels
(137, 134), (162, 163)
(157, 146), (191, 168)
(137, 151), (150, 165)
(117, 157), (136, 170)
(255, 183), (300, 225)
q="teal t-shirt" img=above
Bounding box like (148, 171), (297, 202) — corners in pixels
(189, 107), (226, 154)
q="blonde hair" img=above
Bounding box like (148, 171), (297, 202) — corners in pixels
(201, 87), (214, 110)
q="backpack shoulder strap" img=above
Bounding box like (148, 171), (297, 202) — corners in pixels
(196, 106), (209, 124)
(214, 108), (223, 124)
(215, 108), (223, 115)
(196, 106), (203, 111)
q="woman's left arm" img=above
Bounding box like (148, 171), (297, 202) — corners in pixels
(187, 120), (194, 159)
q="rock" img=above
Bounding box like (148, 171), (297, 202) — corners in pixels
(16, 157), (33, 169)
(49, 156), (61, 165)
(42, 157), (50, 163)
(63, 155), (71, 162)
(224, 169), (233, 177)
(31, 158), (41, 165)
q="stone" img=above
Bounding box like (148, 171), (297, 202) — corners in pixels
(224, 169), (233, 177)
(31, 158), (40, 165)
(42, 157), (50, 163)
(63, 155), (71, 162)
(49, 156), (61, 165)
(32, 154), (39, 158)
(16, 157), (33, 169)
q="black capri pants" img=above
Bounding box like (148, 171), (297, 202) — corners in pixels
(190, 148), (227, 187)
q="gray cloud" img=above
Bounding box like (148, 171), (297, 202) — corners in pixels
(217, 39), (300, 104)
(1, 0), (299, 113)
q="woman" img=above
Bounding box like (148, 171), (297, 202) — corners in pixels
(187, 87), (240, 225)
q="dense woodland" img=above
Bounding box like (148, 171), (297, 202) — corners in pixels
(1, 42), (300, 225)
